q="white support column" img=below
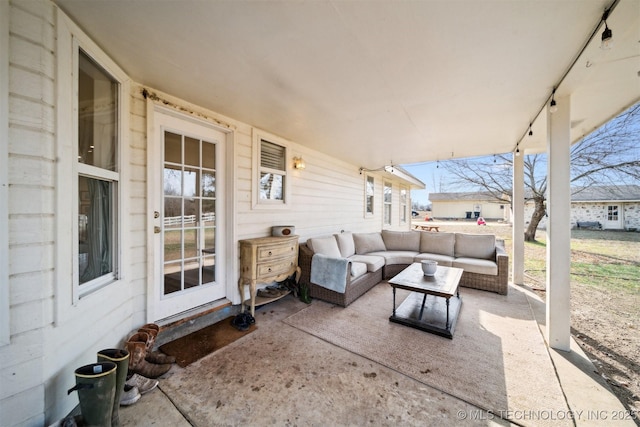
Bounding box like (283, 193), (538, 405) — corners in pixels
(546, 95), (572, 351)
(512, 152), (525, 285)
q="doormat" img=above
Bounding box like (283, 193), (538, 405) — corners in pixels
(159, 317), (257, 367)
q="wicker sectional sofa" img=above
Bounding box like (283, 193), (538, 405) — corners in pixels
(298, 230), (509, 307)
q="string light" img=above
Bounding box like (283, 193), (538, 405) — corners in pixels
(601, 9), (613, 50)
(549, 88), (558, 113)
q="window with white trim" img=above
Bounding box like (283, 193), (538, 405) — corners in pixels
(56, 10), (129, 317)
(400, 187), (408, 223)
(253, 130), (290, 209)
(259, 139), (286, 202)
(383, 181), (392, 225)
(77, 49), (120, 294)
(365, 175), (374, 216)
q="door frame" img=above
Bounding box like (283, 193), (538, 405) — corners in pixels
(604, 203), (623, 229)
(145, 101), (236, 322)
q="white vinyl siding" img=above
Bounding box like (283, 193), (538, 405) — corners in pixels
(0, 0), (9, 346)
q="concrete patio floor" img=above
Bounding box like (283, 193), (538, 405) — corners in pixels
(117, 283), (634, 427)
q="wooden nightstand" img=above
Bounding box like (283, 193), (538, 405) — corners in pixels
(238, 235), (301, 316)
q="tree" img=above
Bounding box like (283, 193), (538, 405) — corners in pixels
(442, 102), (640, 241)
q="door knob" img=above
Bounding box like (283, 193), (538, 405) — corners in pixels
(154, 211), (160, 219)
(154, 226), (161, 234)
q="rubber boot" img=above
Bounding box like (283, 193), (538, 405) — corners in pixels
(125, 332), (171, 378)
(138, 324), (176, 364)
(97, 349), (129, 426)
(67, 361), (117, 427)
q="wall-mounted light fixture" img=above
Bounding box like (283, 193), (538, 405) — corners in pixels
(293, 157), (306, 170)
(601, 9), (613, 50)
(549, 88), (558, 113)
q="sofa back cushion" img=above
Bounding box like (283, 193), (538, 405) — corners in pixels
(307, 236), (342, 258)
(419, 232), (455, 256)
(353, 232), (386, 255)
(334, 232), (356, 257)
(454, 233), (496, 260)
(381, 230), (420, 251)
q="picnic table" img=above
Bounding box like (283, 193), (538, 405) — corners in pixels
(414, 225), (440, 232)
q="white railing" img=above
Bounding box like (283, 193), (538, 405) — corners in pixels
(164, 213), (215, 227)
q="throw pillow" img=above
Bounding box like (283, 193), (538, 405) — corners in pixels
(353, 232), (386, 255)
(454, 233), (496, 260)
(308, 236), (342, 258)
(334, 232), (356, 258)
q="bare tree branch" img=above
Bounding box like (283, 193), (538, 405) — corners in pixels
(439, 102), (640, 241)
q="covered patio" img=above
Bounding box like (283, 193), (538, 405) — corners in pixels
(116, 281), (633, 426)
(3, 0), (639, 424)
(53, 0), (640, 351)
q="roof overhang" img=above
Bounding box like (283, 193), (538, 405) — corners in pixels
(54, 0), (640, 168)
(384, 166), (425, 189)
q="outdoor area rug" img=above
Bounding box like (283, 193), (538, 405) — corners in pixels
(284, 282), (570, 425)
(160, 317), (256, 367)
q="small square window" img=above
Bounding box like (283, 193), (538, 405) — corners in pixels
(253, 131), (290, 209)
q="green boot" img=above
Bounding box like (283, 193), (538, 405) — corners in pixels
(68, 361), (117, 427)
(97, 349), (130, 426)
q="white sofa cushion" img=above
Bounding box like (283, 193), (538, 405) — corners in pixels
(368, 250), (419, 265)
(350, 261), (368, 279)
(353, 232), (386, 254)
(413, 253), (455, 267)
(307, 236), (342, 258)
(455, 233), (496, 260)
(381, 230), (420, 251)
(348, 254), (385, 272)
(334, 232), (356, 257)
(453, 257), (498, 275)
(419, 232), (455, 257)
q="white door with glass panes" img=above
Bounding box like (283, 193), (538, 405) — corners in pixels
(604, 204), (623, 229)
(151, 109), (226, 320)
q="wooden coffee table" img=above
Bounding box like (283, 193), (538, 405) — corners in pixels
(388, 263), (463, 338)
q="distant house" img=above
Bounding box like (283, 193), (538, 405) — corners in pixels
(429, 192), (509, 221)
(430, 186), (640, 230)
(528, 185), (640, 230)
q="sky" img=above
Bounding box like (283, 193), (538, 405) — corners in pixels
(401, 161), (447, 207)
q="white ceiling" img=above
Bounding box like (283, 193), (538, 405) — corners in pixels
(55, 0), (640, 169)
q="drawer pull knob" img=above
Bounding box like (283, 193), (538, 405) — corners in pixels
(268, 251), (272, 256)
(268, 267), (272, 272)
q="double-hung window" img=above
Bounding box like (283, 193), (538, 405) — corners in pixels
(77, 50), (120, 292)
(383, 181), (392, 225)
(365, 175), (374, 216)
(400, 187), (408, 223)
(56, 10), (129, 316)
